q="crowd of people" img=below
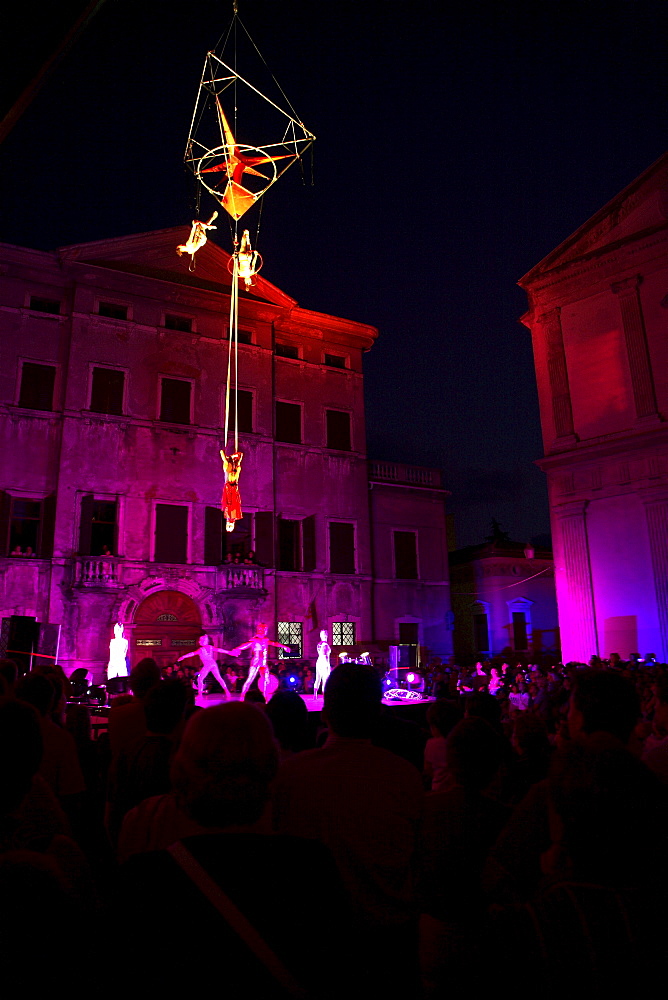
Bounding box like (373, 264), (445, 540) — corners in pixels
(0, 650), (666, 997)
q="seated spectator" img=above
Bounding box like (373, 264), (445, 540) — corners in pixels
(423, 699), (461, 791)
(265, 690), (312, 757)
(485, 669), (644, 905)
(107, 657), (161, 760)
(108, 678), (191, 844)
(0, 698), (95, 992)
(112, 703), (352, 998)
(502, 713), (552, 805)
(15, 673), (86, 804)
(272, 664), (424, 996)
(419, 718), (510, 997)
(488, 733), (668, 1000)
(643, 676), (668, 783)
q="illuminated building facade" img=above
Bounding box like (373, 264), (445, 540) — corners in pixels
(449, 533), (559, 663)
(0, 228), (453, 679)
(520, 154), (668, 663)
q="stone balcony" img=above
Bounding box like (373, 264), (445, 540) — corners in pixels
(368, 460), (443, 488)
(72, 556), (265, 593)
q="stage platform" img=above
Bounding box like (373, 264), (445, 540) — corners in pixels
(194, 691), (434, 713)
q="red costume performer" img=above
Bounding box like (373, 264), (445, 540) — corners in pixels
(220, 448), (243, 531)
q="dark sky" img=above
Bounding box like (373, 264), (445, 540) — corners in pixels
(1, 0), (666, 546)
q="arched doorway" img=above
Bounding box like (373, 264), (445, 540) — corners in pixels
(132, 590), (202, 671)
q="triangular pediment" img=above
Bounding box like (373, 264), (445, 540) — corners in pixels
(520, 152), (668, 285)
(57, 226), (296, 307)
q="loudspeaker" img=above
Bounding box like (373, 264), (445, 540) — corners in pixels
(389, 644), (418, 670)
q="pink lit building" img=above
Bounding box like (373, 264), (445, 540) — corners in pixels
(0, 228), (453, 679)
(520, 154), (668, 663)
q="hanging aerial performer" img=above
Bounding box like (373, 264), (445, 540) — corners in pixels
(182, 6), (315, 530)
(220, 447), (243, 531)
(176, 211), (218, 262)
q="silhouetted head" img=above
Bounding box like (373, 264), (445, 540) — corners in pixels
(446, 717), (505, 791)
(171, 703), (278, 828)
(569, 669), (640, 743)
(130, 658), (161, 699)
(324, 664), (382, 738)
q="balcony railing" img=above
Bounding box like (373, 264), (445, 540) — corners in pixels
(368, 460), (442, 487)
(72, 557), (264, 592)
(219, 565), (265, 590)
(75, 557), (123, 586)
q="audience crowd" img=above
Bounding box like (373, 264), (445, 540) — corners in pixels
(0, 649), (666, 998)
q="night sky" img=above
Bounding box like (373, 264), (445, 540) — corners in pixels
(1, 0), (666, 547)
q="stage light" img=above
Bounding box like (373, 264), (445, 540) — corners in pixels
(407, 672), (415, 683)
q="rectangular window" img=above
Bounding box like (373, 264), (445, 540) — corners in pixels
(98, 302), (128, 320)
(474, 613), (489, 653)
(275, 343), (299, 359)
(393, 531), (418, 579)
(277, 622), (303, 658)
(19, 362), (56, 410)
(164, 314), (192, 332)
(154, 504), (188, 563)
(79, 495), (118, 555)
(332, 622), (356, 646)
(275, 401), (301, 444)
(326, 410), (352, 451)
(29, 296), (60, 315)
(399, 622), (419, 645)
(9, 499), (42, 555)
(237, 330), (253, 345)
(91, 500), (117, 555)
(228, 389), (253, 435)
(90, 367), (124, 415)
(329, 522), (355, 574)
(160, 378), (191, 424)
(512, 612), (528, 651)
(324, 354), (346, 368)
(278, 518), (301, 571)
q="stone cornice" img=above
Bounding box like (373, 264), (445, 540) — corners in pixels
(537, 421), (668, 472)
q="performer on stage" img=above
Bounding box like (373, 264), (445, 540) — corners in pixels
(107, 622), (129, 679)
(232, 623), (291, 697)
(176, 634), (234, 698)
(313, 629), (331, 697)
(220, 448), (243, 532)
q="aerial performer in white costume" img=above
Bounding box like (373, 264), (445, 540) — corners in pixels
(107, 622), (129, 679)
(231, 623), (290, 698)
(313, 629), (331, 698)
(176, 634), (234, 698)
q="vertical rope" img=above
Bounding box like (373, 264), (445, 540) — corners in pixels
(224, 255), (237, 448)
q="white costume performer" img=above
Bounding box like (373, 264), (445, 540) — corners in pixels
(176, 634), (233, 698)
(107, 622), (129, 679)
(314, 629), (332, 697)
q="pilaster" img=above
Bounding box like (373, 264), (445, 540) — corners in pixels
(641, 492), (668, 661)
(542, 307), (577, 445)
(554, 500), (598, 660)
(612, 276), (659, 423)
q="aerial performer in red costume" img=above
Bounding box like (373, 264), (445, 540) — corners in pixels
(220, 447), (243, 532)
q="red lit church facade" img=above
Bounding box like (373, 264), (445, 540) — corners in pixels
(520, 154), (668, 664)
(0, 228), (452, 680)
